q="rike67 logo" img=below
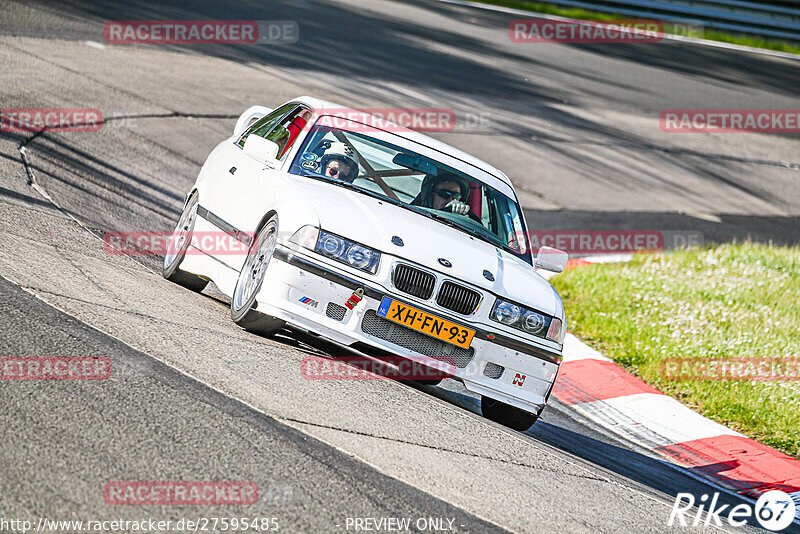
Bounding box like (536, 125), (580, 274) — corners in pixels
(669, 491), (797, 531)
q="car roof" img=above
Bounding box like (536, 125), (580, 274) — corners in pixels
(292, 96), (515, 191)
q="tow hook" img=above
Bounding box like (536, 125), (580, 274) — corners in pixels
(345, 288), (364, 310)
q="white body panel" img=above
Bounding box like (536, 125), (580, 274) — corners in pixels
(177, 97), (566, 414)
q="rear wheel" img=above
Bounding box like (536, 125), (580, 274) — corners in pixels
(230, 215), (285, 336)
(163, 191), (208, 292)
(481, 396), (539, 431)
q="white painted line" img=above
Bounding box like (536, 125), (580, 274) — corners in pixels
(575, 392), (742, 448)
(562, 333), (611, 362)
(83, 40), (106, 50)
(435, 0), (800, 61)
(682, 211), (723, 223)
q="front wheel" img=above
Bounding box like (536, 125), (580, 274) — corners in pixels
(230, 215), (285, 336)
(481, 396), (540, 431)
(163, 191), (208, 292)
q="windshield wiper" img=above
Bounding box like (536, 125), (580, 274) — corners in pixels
(422, 210), (494, 243)
(297, 173), (406, 206)
(297, 172), (519, 256)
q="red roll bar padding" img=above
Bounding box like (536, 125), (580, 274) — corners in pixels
(281, 115), (308, 157)
(468, 181), (482, 218)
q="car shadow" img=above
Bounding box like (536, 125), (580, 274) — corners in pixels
(248, 323), (795, 532)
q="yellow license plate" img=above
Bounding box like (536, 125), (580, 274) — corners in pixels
(377, 296), (475, 349)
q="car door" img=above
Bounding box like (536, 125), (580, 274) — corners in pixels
(225, 104), (312, 231)
(200, 104), (311, 269)
(198, 104), (294, 232)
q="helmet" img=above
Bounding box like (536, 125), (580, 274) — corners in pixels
(318, 141), (359, 182)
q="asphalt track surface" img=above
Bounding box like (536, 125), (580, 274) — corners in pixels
(0, 0), (798, 532)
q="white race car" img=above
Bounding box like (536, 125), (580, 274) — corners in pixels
(164, 97), (568, 430)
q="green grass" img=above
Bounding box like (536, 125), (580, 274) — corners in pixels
(472, 0), (800, 55)
(552, 243), (800, 457)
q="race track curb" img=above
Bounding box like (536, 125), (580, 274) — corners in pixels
(543, 255), (800, 523)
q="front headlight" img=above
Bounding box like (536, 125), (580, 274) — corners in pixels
(293, 228), (380, 274)
(493, 300), (521, 325)
(491, 298), (563, 342)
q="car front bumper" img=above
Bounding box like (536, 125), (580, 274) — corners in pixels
(250, 245), (561, 414)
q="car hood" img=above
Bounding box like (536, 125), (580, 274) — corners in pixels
(291, 176), (561, 317)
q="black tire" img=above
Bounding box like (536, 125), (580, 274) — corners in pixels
(481, 396), (540, 431)
(163, 191), (208, 292)
(230, 214), (285, 336)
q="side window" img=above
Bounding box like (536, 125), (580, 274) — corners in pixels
(236, 103), (296, 148)
(502, 198), (527, 254)
(266, 108), (312, 159)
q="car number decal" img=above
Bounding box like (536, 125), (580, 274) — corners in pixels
(377, 296), (474, 349)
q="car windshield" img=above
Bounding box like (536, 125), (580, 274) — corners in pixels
(289, 121), (531, 263)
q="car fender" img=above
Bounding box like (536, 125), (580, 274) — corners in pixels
(191, 136), (237, 194)
(236, 170), (320, 243)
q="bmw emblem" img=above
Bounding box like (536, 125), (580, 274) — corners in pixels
(438, 258), (452, 268)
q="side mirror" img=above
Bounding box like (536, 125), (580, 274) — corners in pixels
(243, 135), (279, 167)
(534, 246), (568, 273)
(233, 105), (273, 138)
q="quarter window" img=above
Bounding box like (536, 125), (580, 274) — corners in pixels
(236, 103), (296, 148)
(266, 108), (312, 159)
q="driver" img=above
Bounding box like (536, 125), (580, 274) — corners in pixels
(318, 141), (359, 182)
(411, 173), (471, 215)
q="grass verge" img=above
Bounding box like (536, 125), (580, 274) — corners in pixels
(469, 0), (800, 55)
(551, 243), (800, 457)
